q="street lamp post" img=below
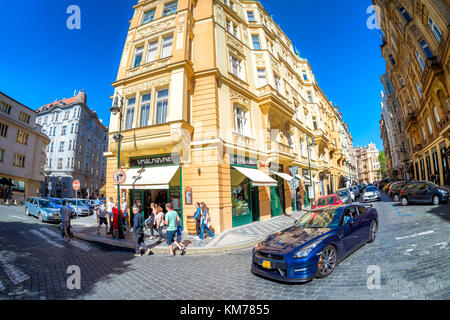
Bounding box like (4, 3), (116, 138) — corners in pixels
(110, 94), (125, 239)
(306, 135), (317, 206)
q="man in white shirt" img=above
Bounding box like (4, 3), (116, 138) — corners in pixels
(106, 197), (114, 234)
(121, 198), (128, 232)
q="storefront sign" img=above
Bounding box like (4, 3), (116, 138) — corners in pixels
(130, 153), (181, 167)
(230, 154), (257, 167)
(185, 187), (193, 205)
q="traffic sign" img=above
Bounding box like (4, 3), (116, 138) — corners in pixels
(73, 180), (80, 191)
(113, 169), (127, 185)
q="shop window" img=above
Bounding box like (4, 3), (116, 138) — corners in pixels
(231, 169), (250, 219)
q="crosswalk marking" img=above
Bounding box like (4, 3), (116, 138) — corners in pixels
(0, 252), (30, 285)
(39, 228), (92, 252)
(29, 230), (64, 249)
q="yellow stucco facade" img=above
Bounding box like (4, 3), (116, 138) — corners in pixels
(105, 0), (355, 233)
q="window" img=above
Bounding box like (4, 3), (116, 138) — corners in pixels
(146, 41), (158, 63)
(142, 9), (155, 24)
(302, 70), (308, 81)
(19, 112), (30, 124)
(163, 2), (178, 16)
(71, 123), (74, 133)
(257, 69), (267, 87)
(312, 117), (318, 130)
(427, 117), (433, 135)
(16, 130), (28, 145)
(420, 40), (433, 58)
(428, 17), (442, 43)
(421, 125), (427, 140)
(416, 82), (423, 98)
(399, 7), (412, 23)
(155, 89), (169, 125)
(398, 75), (404, 86)
(68, 140), (72, 151)
(233, 25), (239, 38)
(274, 75), (281, 92)
(230, 55), (241, 78)
(0, 148), (4, 162)
(50, 142), (54, 152)
(386, 82), (392, 94)
(433, 106), (440, 124)
(58, 158), (63, 169)
(247, 11), (255, 22)
(161, 36), (173, 58)
(62, 126), (67, 135)
(389, 54), (396, 65)
(14, 154), (26, 168)
(139, 94), (151, 127)
(59, 141), (65, 152)
(67, 158), (70, 168)
(125, 98), (136, 130)
(226, 20), (231, 32)
(133, 47), (144, 68)
(234, 105), (248, 136)
(0, 122), (8, 138)
(307, 91), (314, 103)
(252, 35), (261, 50)
(0, 101), (11, 114)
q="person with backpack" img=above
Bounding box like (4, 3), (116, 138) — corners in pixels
(154, 206), (165, 244)
(199, 202), (214, 240)
(193, 202), (202, 238)
(164, 203), (185, 257)
(132, 205), (153, 257)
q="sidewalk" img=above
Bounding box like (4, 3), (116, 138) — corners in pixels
(70, 210), (308, 255)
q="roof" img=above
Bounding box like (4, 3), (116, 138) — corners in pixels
(37, 96), (78, 112)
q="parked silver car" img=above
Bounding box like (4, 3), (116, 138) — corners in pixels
(336, 188), (352, 204)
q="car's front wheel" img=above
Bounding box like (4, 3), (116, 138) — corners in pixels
(38, 212), (44, 222)
(432, 195), (440, 206)
(401, 197), (409, 206)
(367, 220), (378, 243)
(393, 194), (399, 202)
(316, 245), (337, 279)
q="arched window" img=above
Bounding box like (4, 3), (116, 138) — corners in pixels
(426, 116), (433, 135)
(433, 105), (440, 125)
(233, 104), (249, 136)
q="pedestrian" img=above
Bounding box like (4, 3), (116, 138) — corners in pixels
(60, 200), (71, 242)
(154, 205), (165, 243)
(193, 202), (202, 238)
(97, 201), (108, 235)
(296, 192), (301, 211)
(106, 197), (114, 235)
(144, 203), (157, 239)
(121, 197), (128, 232)
(164, 203), (185, 257)
(199, 202), (214, 240)
(132, 205), (153, 257)
(112, 201), (124, 239)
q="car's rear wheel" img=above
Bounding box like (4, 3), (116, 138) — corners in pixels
(26, 208), (30, 216)
(401, 197), (408, 206)
(432, 195), (440, 206)
(393, 194), (399, 202)
(38, 212), (44, 222)
(316, 245), (337, 279)
(367, 220), (378, 243)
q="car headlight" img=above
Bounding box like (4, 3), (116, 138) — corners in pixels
(294, 240), (321, 259)
(438, 189), (447, 195)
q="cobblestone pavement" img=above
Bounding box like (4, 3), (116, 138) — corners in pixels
(0, 194), (449, 300)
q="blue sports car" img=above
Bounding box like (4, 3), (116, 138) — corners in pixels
(251, 204), (378, 283)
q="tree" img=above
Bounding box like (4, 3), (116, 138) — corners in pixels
(378, 150), (387, 179)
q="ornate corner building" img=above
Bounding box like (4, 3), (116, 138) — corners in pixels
(374, 0), (450, 186)
(106, 0), (358, 233)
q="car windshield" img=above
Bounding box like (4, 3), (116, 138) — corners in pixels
(316, 197), (334, 206)
(337, 190), (348, 197)
(366, 187), (378, 192)
(427, 182), (439, 188)
(294, 208), (341, 229)
(38, 200), (52, 208)
(53, 199), (63, 205)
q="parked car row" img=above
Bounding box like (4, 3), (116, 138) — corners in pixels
(380, 180), (449, 206)
(25, 196), (94, 223)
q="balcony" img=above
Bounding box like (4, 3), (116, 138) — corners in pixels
(267, 141), (297, 164)
(437, 113), (450, 133)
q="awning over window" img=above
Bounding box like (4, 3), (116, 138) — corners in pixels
(233, 167), (278, 187)
(272, 172), (294, 182)
(120, 166), (180, 190)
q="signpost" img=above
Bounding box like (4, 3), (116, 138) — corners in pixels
(73, 180), (80, 219)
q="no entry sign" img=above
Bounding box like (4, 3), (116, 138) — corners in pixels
(113, 169), (127, 185)
(73, 180), (80, 191)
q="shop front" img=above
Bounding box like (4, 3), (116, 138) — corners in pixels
(120, 154), (183, 227)
(230, 155), (278, 227)
(269, 163), (292, 217)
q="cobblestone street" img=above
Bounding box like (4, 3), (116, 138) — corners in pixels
(0, 193), (449, 300)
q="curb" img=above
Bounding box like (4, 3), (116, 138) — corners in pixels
(73, 230), (262, 256)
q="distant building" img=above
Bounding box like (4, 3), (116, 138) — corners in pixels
(36, 90), (108, 199)
(0, 91), (50, 202)
(355, 143), (382, 184)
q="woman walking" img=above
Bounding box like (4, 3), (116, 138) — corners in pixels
(193, 202), (202, 237)
(199, 202), (214, 240)
(154, 205), (165, 243)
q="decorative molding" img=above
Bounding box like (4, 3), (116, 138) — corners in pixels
(136, 17), (176, 39)
(230, 88), (251, 107)
(227, 35), (243, 54)
(123, 76), (171, 95)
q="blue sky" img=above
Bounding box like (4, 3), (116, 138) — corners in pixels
(0, 0), (385, 150)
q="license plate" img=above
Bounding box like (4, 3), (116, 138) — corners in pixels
(261, 260), (272, 269)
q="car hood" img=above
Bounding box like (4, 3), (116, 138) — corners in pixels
(42, 208), (60, 213)
(256, 227), (333, 255)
